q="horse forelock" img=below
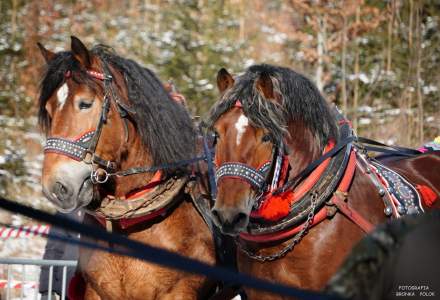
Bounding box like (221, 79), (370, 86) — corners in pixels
(38, 51), (77, 133)
(209, 64), (338, 149)
(38, 45), (195, 170)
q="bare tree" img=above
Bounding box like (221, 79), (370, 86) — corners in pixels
(341, 9), (348, 113)
(415, 0), (423, 143)
(353, 5), (361, 131)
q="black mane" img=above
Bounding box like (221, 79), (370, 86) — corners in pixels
(38, 45), (195, 169)
(209, 64), (338, 149)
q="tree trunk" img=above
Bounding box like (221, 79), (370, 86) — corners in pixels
(316, 14), (325, 92)
(415, 0), (423, 143)
(353, 6), (361, 131)
(341, 12), (348, 113)
(386, 0), (395, 73)
(11, 0), (18, 118)
(405, 0), (414, 145)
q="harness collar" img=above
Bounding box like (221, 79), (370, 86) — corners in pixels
(251, 140), (334, 221)
(239, 149), (359, 242)
(89, 175), (188, 230)
(236, 108), (357, 243)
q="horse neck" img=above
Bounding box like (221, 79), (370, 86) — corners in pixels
(113, 127), (156, 197)
(284, 120), (323, 178)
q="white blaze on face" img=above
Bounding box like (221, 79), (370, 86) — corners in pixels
(57, 83), (69, 109)
(234, 114), (249, 146)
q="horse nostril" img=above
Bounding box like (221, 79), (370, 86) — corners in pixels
(53, 181), (70, 200)
(212, 209), (224, 225)
(233, 212), (247, 226)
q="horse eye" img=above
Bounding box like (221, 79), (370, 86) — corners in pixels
(78, 101), (93, 110)
(262, 134), (272, 143)
(210, 131), (219, 145)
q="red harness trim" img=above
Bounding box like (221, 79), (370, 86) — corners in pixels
(251, 140), (335, 220)
(330, 152), (374, 233)
(94, 206), (168, 230)
(71, 129), (95, 142)
(93, 171), (173, 230)
(240, 149), (366, 242)
(125, 171), (163, 199)
(86, 70), (107, 80)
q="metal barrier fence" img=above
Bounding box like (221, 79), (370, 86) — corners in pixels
(0, 258), (77, 300)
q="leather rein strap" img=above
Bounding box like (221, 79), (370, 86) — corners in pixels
(356, 136), (421, 156)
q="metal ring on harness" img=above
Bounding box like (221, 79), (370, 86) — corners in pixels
(91, 168), (109, 184)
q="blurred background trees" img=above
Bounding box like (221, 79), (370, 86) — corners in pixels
(0, 0), (439, 203)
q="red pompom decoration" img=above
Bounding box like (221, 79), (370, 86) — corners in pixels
(257, 192), (294, 221)
(416, 184), (438, 207)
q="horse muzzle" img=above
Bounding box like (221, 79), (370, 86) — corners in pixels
(42, 159), (93, 212)
(212, 204), (250, 236)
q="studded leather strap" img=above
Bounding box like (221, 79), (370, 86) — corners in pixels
(44, 131), (94, 161)
(215, 162), (271, 190)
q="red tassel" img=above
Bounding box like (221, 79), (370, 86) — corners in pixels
(416, 184), (438, 207)
(257, 192), (293, 221)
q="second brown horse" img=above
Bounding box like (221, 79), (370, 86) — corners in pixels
(209, 64), (440, 299)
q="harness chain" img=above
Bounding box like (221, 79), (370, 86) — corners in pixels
(237, 192), (318, 262)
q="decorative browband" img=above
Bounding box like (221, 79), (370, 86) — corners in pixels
(44, 131), (95, 161)
(215, 161), (271, 190)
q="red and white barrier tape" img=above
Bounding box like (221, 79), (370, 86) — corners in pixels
(0, 279), (37, 289)
(0, 225), (50, 239)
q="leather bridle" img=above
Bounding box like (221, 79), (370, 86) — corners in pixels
(44, 62), (135, 184)
(213, 102), (289, 203)
(44, 61), (210, 186)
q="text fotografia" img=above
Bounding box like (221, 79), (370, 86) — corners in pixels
(395, 285), (435, 297)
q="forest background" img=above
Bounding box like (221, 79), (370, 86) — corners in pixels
(0, 0), (439, 214)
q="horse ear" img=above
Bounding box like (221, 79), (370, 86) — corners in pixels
(71, 36), (91, 68)
(217, 68), (234, 93)
(256, 72), (276, 100)
(37, 43), (55, 63)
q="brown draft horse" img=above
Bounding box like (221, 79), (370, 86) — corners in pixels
(208, 64), (440, 299)
(37, 37), (215, 299)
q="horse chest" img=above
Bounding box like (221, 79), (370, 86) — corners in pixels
(80, 203), (215, 299)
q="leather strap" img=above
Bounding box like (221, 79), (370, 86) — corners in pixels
(356, 136), (421, 156)
(331, 194), (374, 233)
(330, 151), (374, 233)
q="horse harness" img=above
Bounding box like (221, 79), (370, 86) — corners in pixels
(43, 62), (246, 298)
(198, 104), (431, 262)
(43, 63), (208, 230)
(42, 63), (432, 265)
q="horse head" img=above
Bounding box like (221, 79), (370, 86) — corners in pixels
(38, 37), (194, 212)
(209, 65), (337, 235)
